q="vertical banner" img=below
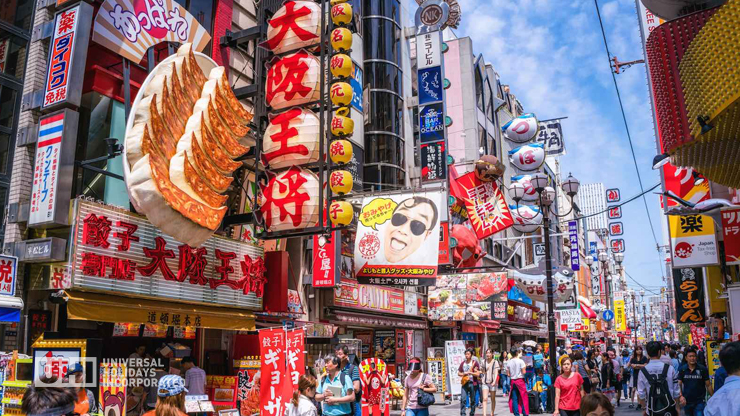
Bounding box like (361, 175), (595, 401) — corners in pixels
(100, 362), (127, 416)
(313, 231), (341, 287)
(568, 220), (580, 271)
(426, 357), (446, 397)
(721, 207), (740, 265)
(395, 329), (406, 367)
(259, 328), (289, 416)
(535, 119), (566, 155)
(669, 215), (718, 267)
(286, 329), (305, 389)
(672, 267), (706, 323)
(444, 340), (465, 396)
(614, 298), (626, 332)
(405, 330), (414, 363)
(706, 340), (726, 376)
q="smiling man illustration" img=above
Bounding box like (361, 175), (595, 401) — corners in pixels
(383, 197), (438, 263)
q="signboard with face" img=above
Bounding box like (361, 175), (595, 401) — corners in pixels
(669, 214), (718, 268)
(354, 191), (442, 286)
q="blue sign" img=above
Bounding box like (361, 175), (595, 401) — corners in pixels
(461, 333), (476, 341)
(508, 285), (532, 305)
(602, 309), (614, 322)
(418, 66), (443, 105)
(419, 102), (445, 143)
(569, 220), (580, 271)
(350, 65), (363, 112)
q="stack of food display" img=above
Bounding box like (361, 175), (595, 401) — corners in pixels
(125, 43), (253, 246)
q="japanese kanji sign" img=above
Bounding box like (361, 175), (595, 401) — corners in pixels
(29, 109), (79, 227)
(259, 328), (291, 416)
(354, 191), (442, 286)
(43, 3), (92, 109)
(610, 238), (625, 253)
(285, 329), (305, 389)
(450, 171), (513, 239)
(420, 141), (446, 183)
(535, 119), (566, 155)
(416, 31), (441, 69)
(92, 0), (211, 64)
(669, 214), (718, 268)
(609, 222), (624, 236)
(673, 267), (706, 323)
(568, 220), (580, 271)
(607, 205), (622, 219)
(606, 188), (621, 203)
(312, 231), (341, 287)
(69, 199), (265, 310)
(0, 254), (18, 297)
(721, 207), (740, 265)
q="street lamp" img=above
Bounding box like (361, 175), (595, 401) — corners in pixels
(509, 171), (580, 380)
(631, 291), (638, 347)
(640, 289), (646, 340)
(597, 249), (617, 346)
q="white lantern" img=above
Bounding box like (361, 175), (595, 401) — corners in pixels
(508, 143), (545, 172)
(266, 51), (321, 110)
(258, 166), (319, 232)
(501, 113), (539, 143)
(264, 1), (322, 54)
(509, 204), (542, 233)
(262, 108), (320, 169)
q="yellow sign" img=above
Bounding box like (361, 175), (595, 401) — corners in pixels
(706, 340), (726, 376)
(669, 214), (718, 268)
(615, 300), (626, 332)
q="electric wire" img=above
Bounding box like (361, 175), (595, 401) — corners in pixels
(624, 270), (661, 296)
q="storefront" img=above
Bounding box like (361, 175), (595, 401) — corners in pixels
(502, 299), (542, 347)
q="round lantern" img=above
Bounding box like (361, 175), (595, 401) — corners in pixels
(266, 52), (321, 110)
(331, 3), (353, 26)
(330, 170), (353, 195)
(502, 113), (539, 143)
(262, 108), (320, 169)
(331, 107), (354, 137)
(265, 1), (322, 54)
(329, 201), (354, 226)
(331, 28), (353, 52)
(510, 175), (538, 202)
(508, 143), (545, 172)
(509, 204), (542, 233)
(258, 166), (319, 232)
(330, 53), (353, 78)
(330, 82), (353, 107)
(329, 139), (353, 164)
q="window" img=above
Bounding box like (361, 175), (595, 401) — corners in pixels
(0, 87), (17, 128)
(0, 0), (35, 31)
(0, 133), (9, 175)
(0, 35), (28, 80)
(173, 0), (215, 53)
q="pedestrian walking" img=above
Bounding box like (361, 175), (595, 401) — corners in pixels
(629, 345), (648, 409)
(501, 351), (511, 395)
(315, 354), (356, 416)
(579, 393), (614, 416)
(402, 357), (436, 416)
(620, 350), (631, 402)
(286, 375), (319, 416)
(599, 352), (615, 401)
(637, 341), (680, 416)
(335, 345), (361, 416)
(553, 357), (585, 416)
(507, 348), (529, 416)
(607, 349), (622, 407)
(142, 375), (189, 416)
(677, 348), (713, 416)
(458, 348), (481, 416)
(705, 342), (740, 416)
(480, 349), (500, 416)
(572, 351), (592, 394)
(586, 350), (599, 394)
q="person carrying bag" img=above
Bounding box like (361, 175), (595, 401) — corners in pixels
(402, 358), (437, 416)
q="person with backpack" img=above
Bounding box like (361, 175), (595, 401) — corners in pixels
(704, 342), (740, 416)
(315, 354), (356, 416)
(335, 345), (361, 416)
(401, 357), (436, 416)
(677, 348), (712, 416)
(534, 346), (545, 377)
(637, 341), (680, 416)
(553, 357), (585, 416)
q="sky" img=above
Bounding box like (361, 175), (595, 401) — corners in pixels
(408, 0), (668, 294)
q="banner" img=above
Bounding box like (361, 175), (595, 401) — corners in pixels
(259, 328), (290, 416)
(313, 231), (341, 287)
(354, 191), (442, 286)
(721, 207), (740, 265)
(614, 299), (626, 332)
(706, 340), (726, 376)
(426, 357), (446, 395)
(285, 329), (304, 389)
(100, 362), (126, 416)
(568, 220), (580, 271)
(535, 119), (566, 155)
(673, 268), (706, 323)
(444, 340), (465, 396)
(450, 171), (513, 239)
(669, 214), (718, 267)
(428, 273), (508, 321)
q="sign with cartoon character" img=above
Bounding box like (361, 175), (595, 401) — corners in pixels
(100, 362), (127, 416)
(359, 358), (390, 416)
(510, 261), (575, 303)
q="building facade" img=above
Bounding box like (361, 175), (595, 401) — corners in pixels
(578, 182), (608, 232)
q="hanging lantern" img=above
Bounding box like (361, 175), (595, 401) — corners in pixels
(331, 28), (353, 52)
(262, 108), (320, 169)
(331, 3), (353, 26)
(258, 166), (319, 232)
(331, 107), (354, 137)
(264, 1), (322, 54)
(329, 139), (353, 164)
(329, 201), (354, 226)
(508, 143), (545, 172)
(330, 53), (354, 78)
(330, 82), (353, 107)
(330, 170), (353, 195)
(509, 204), (542, 233)
(502, 113), (539, 143)
(266, 51), (321, 110)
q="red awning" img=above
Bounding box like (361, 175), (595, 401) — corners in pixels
(570, 338), (584, 344)
(480, 320), (501, 330)
(462, 322), (485, 333)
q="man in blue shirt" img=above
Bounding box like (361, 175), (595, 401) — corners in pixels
(316, 354), (356, 416)
(678, 348), (713, 416)
(705, 342), (740, 416)
(335, 345), (361, 416)
(713, 365), (728, 392)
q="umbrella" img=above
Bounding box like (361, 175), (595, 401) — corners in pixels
(522, 340), (537, 347)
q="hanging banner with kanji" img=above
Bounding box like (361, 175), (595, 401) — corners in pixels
(450, 171), (513, 239)
(354, 191), (442, 286)
(0, 254), (18, 297)
(286, 329), (305, 389)
(672, 267), (706, 323)
(259, 328), (291, 416)
(669, 214), (718, 268)
(721, 207), (740, 265)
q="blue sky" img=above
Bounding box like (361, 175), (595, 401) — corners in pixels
(410, 0), (668, 293)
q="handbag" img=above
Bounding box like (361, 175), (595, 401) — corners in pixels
(416, 375), (436, 407)
(461, 375), (470, 386)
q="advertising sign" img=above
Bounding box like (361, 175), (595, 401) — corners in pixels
(416, 31), (441, 69)
(444, 340), (465, 395)
(418, 66), (443, 105)
(333, 279), (406, 315)
(610, 239), (625, 253)
(419, 103), (445, 143)
(673, 267), (706, 323)
(350, 64), (363, 112)
(33, 349), (82, 385)
(568, 220), (580, 271)
(100, 362), (127, 416)
(420, 141), (447, 182)
(426, 357), (446, 395)
(534, 243), (545, 265)
(706, 340), (726, 376)
(68, 199), (265, 310)
(669, 215), (718, 267)
(428, 273), (508, 321)
(92, 0), (211, 64)
(721, 207), (740, 265)
(606, 188), (621, 203)
(374, 331), (396, 363)
(558, 308), (582, 331)
(354, 191), (442, 286)
(535, 119), (566, 155)
(258, 328), (290, 416)
(0, 254), (18, 297)
(609, 222), (624, 236)
(312, 231), (341, 287)
(43, 3), (92, 109)
(286, 329), (304, 389)
(662, 164), (710, 210)
(507, 300), (539, 326)
(29, 110), (78, 227)
(438, 222), (450, 265)
(607, 206), (622, 219)
(614, 299), (626, 331)
(450, 171), (513, 239)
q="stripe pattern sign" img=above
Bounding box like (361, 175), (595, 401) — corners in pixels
(29, 113), (65, 225)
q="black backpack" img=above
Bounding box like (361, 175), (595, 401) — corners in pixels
(640, 364), (675, 416)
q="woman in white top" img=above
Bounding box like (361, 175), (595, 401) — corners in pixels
(481, 349), (501, 416)
(286, 375), (318, 416)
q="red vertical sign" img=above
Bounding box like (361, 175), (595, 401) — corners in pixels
(313, 232), (339, 287)
(722, 207), (740, 265)
(286, 329), (305, 389)
(395, 329), (406, 367)
(259, 328), (289, 416)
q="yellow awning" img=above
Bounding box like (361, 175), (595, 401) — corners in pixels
(65, 291), (255, 331)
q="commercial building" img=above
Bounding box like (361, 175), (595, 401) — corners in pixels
(577, 182), (608, 233)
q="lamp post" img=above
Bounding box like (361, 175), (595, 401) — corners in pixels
(631, 291), (638, 347)
(597, 249), (613, 346)
(640, 289), (646, 341)
(510, 172), (580, 381)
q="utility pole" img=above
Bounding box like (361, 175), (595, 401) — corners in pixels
(631, 291), (638, 347)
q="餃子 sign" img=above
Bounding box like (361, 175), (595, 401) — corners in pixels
(92, 0), (212, 63)
(354, 191), (442, 286)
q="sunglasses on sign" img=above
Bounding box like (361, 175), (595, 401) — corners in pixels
(391, 213), (428, 236)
